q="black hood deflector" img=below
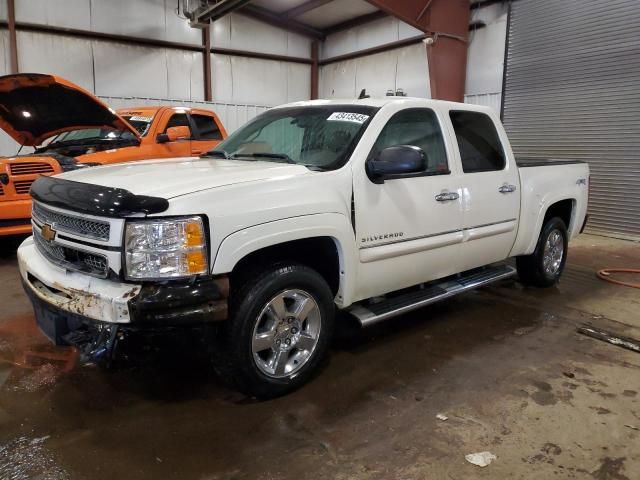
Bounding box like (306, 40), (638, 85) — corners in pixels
(30, 176), (169, 218)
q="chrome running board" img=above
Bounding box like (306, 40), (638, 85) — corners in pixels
(348, 264), (517, 327)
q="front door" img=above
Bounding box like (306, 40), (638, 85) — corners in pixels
(353, 107), (465, 301)
(447, 109), (520, 271)
(157, 112), (192, 157)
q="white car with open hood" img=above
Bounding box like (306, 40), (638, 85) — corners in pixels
(18, 97), (590, 398)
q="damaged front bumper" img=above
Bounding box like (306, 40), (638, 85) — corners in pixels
(18, 237), (228, 360)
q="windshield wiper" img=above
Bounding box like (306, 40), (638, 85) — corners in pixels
(231, 152), (296, 164)
(201, 150), (229, 159)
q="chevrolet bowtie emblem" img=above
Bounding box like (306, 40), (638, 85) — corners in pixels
(41, 223), (56, 242)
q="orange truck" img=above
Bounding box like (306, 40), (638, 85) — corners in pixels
(0, 73), (227, 236)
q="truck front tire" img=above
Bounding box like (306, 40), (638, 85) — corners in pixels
(215, 262), (335, 399)
(516, 217), (568, 287)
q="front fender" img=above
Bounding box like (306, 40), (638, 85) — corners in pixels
(212, 213), (358, 307)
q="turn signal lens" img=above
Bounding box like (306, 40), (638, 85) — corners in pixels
(187, 250), (207, 274)
(186, 221), (205, 247)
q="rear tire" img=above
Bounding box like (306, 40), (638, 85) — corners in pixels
(516, 217), (568, 287)
(214, 262), (335, 399)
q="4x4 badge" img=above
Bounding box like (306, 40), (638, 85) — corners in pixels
(41, 224), (56, 242)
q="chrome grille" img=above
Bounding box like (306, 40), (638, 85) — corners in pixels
(13, 179), (33, 194)
(9, 162), (54, 175)
(32, 202), (110, 241)
(33, 226), (109, 278)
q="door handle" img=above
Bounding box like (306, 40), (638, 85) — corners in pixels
(498, 184), (517, 194)
(435, 191), (460, 202)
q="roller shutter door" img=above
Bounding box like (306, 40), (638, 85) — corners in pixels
(502, 0), (640, 238)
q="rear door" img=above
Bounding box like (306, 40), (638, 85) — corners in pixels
(189, 111), (225, 156)
(447, 109), (520, 271)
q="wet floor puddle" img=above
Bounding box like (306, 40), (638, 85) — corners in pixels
(0, 315), (78, 394)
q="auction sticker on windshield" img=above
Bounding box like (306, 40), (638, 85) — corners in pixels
(327, 112), (370, 124)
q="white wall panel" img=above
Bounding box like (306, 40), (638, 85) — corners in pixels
(0, 31), (19, 158)
(166, 49), (205, 101)
(395, 43), (430, 98)
(0, 30), (10, 75)
(16, 32), (95, 92)
(0, 1), (7, 20)
(319, 60), (357, 99)
(211, 54), (234, 103)
(466, 4), (508, 95)
(286, 63), (311, 102)
(93, 41), (168, 98)
(464, 93), (501, 113)
(90, 0), (201, 45)
(322, 16), (423, 59)
(16, 0), (91, 30)
(211, 54), (310, 106)
(212, 13), (311, 58)
(320, 43), (429, 99)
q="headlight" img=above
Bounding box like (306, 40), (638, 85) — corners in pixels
(124, 216), (208, 280)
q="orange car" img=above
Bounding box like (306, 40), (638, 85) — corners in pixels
(0, 73), (227, 236)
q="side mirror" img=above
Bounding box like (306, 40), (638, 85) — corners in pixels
(157, 125), (190, 144)
(367, 145), (427, 183)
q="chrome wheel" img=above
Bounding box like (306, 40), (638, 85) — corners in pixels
(251, 289), (322, 379)
(543, 229), (564, 276)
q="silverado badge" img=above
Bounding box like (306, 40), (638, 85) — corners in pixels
(41, 224), (57, 242)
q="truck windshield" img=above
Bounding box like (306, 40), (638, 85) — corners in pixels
(208, 105), (378, 170)
(120, 115), (153, 136)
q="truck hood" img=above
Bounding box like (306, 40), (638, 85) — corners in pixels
(0, 73), (140, 146)
(58, 157), (312, 199)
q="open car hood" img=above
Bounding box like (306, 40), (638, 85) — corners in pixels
(0, 73), (140, 146)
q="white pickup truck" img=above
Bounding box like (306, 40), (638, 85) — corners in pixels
(18, 97), (589, 397)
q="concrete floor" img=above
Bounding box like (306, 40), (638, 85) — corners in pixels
(0, 234), (639, 480)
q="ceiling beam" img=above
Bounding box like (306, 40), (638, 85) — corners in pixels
(187, 0), (252, 24)
(284, 0), (334, 19)
(240, 4), (325, 39)
(364, 0), (469, 37)
(323, 10), (388, 35)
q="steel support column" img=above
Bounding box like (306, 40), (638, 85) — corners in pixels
(203, 24), (212, 101)
(7, 0), (19, 73)
(310, 41), (319, 99)
(365, 0), (469, 102)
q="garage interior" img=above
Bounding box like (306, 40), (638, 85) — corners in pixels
(0, 0), (639, 478)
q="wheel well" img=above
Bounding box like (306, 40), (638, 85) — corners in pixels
(230, 237), (341, 297)
(544, 199), (574, 230)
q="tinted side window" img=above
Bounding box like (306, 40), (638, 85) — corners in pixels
(164, 113), (191, 135)
(370, 109), (448, 174)
(192, 114), (223, 140)
(449, 111), (505, 173)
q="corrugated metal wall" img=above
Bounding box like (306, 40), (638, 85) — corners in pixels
(503, 0), (640, 238)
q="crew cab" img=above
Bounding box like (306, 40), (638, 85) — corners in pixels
(0, 73), (226, 236)
(17, 97), (589, 398)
